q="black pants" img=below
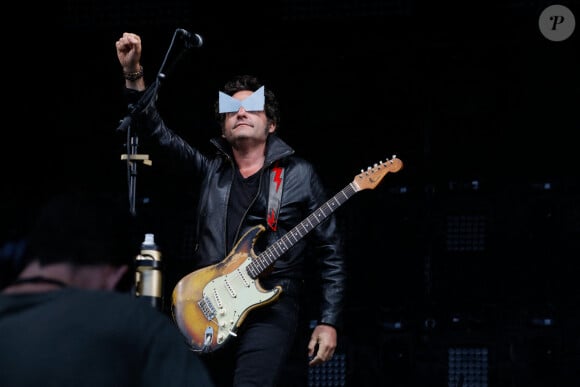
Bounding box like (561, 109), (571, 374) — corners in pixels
(201, 278), (309, 387)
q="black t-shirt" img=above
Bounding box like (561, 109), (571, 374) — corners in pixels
(226, 168), (260, 252)
(0, 288), (214, 387)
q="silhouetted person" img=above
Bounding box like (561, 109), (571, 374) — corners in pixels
(0, 190), (215, 387)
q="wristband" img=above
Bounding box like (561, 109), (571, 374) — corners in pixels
(123, 66), (143, 81)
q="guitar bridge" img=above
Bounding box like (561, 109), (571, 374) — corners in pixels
(198, 295), (217, 321)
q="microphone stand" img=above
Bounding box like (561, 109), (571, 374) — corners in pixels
(117, 29), (190, 216)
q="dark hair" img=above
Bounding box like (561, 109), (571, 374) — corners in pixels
(21, 190), (138, 268)
(214, 74), (280, 130)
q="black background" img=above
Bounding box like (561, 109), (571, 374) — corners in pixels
(3, 1), (580, 385)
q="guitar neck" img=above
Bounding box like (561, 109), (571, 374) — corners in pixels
(246, 182), (359, 278)
(245, 156), (402, 279)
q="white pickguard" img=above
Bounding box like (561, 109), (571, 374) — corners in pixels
(202, 257), (280, 344)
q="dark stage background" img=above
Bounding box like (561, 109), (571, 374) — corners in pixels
(3, 0), (580, 385)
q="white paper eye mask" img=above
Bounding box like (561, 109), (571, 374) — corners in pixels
(218, 86), (265, 113)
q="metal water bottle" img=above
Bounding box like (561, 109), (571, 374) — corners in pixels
(135, 233), (163, 310)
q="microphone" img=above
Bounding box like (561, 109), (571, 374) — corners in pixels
(177, 28), (203, 48)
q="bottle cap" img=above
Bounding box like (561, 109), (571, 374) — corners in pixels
(143, 233), (155, 245)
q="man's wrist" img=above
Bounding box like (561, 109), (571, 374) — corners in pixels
(123, 65), (144, 81)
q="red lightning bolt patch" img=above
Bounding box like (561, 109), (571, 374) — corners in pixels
(267, 162), (285, 231)
(272, 165), (283, 192)
(267, 209), (278, 231)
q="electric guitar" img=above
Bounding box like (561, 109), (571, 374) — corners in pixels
(171, 156), (403, 353)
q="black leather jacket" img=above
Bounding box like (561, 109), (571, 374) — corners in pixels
(130, 93), (346, 329)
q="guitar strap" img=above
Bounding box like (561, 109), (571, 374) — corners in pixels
(266, 161), (284, 231)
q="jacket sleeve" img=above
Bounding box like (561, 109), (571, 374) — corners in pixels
(122, 87), (208, 175)
(307, 167), (347, 331)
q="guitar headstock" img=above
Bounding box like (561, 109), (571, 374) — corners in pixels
(353, 155), (403, 191)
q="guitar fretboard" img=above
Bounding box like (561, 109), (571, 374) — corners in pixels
(246, 182), (358, 278)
